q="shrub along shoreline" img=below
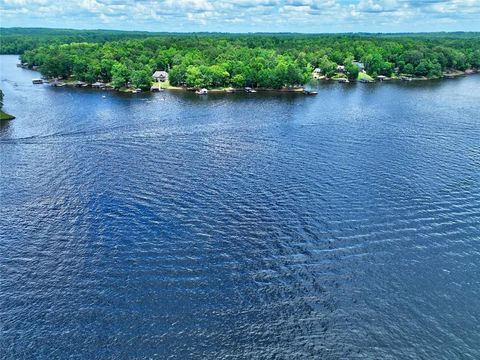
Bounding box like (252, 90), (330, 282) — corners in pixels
(0, 90), (15, 120)
(0, 111), (15, 120)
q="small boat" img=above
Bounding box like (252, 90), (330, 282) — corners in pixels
(32, 79), (43, 84)
(195, 88), (208, 95)
(245, 87), (257, 93)
(132, 88), (142, 94)
(51, 81), (66, 87)
(303, 90), (318, 95)
(92, 81), (106, 89)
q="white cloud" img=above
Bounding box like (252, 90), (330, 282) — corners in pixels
(0, 0), (479, 32)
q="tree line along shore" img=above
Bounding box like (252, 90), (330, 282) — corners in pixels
(3, 29), (480, 93)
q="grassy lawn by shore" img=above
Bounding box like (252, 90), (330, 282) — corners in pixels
(0, 110), (15, 120)
(332, 73), (347, 80)
(357, 72), (374, 82)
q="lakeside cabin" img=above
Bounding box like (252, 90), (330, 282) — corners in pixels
(153, 71), (168, 82)
(337, 65), (345, 73)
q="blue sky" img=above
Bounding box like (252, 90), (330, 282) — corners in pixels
(1, 0), (479, 33)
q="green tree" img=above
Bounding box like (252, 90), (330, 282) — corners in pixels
(345, 62), (359, 81)
(131, 68), (152, 89)
(414, 61), (428, 76)
(404, 63), (414, 75)
(231, 74), (246, 87)
(185, 65), (204, 88)
(111, 62), (130, 88)
(318, 56), (337, 77)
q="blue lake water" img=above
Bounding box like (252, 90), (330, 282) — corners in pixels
(1, 54), (480, 359)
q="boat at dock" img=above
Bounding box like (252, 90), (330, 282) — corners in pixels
(150, 86), (165, 92)
(303, 90), (318, 95)
(32, 79), (43, 84)
(51, 80), (66, 87)
(195, 88), (208, 95)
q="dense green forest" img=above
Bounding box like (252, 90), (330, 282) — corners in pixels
(4, 28), (480, 90)
(0, 28), (168, 54)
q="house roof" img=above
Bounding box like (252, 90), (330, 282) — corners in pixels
(153, 71), (168, 77)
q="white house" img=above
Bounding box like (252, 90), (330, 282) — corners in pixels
(153, 71), (169, 82)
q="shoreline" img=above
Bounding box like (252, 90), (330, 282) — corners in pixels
(26, 68), (479, 95)
(0, 110), (15, 120)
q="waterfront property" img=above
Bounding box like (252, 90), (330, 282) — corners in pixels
(153, 71), (168, 82)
